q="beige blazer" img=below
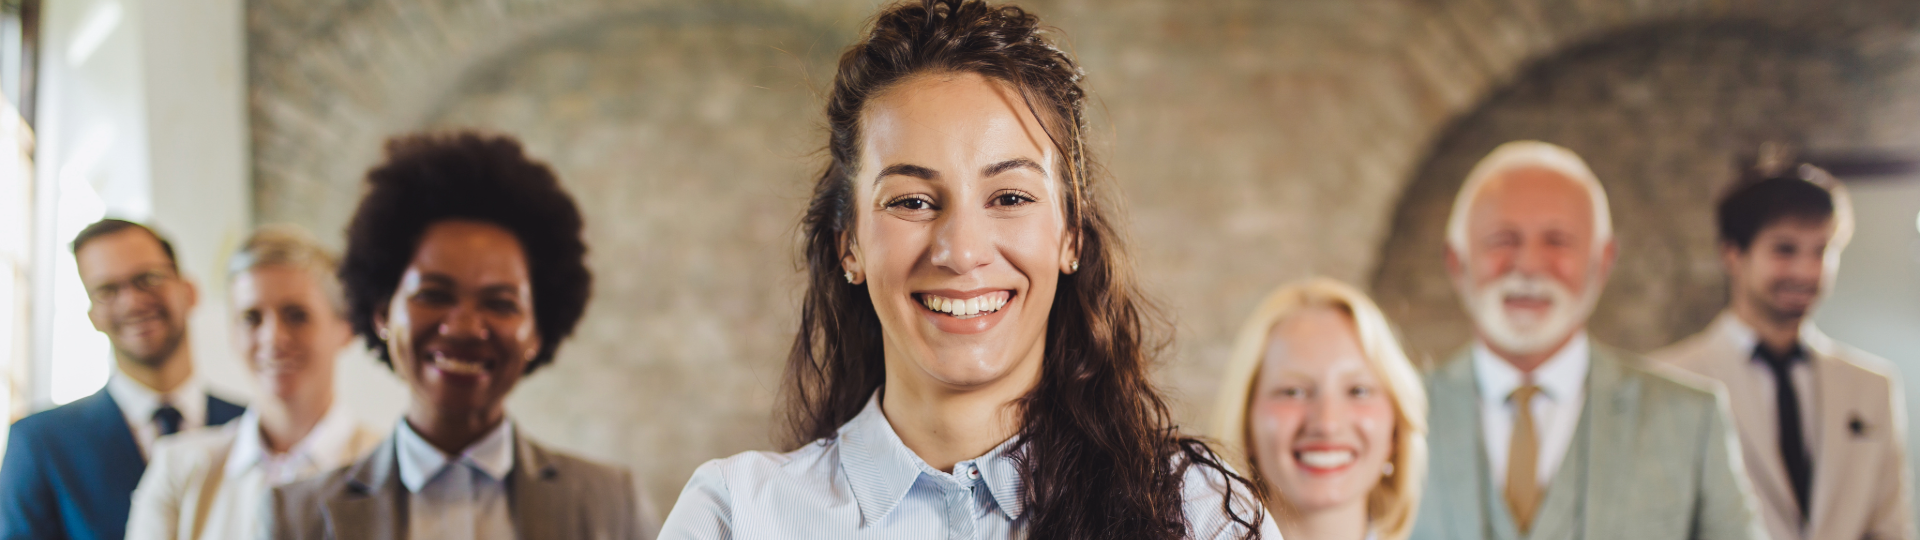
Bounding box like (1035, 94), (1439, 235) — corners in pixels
(1411, 342), (1765, 540)
(1652, 313), (1915, 540)
(124, 413), (381, 540)
(269, 430), (647, 540)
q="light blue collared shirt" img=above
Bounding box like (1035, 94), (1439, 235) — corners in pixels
(659, 392), (1278, 539)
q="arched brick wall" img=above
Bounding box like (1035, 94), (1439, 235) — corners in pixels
(246, 0), (1920, 505)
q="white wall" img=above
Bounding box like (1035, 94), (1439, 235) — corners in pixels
(1812, 176), (1920, 521)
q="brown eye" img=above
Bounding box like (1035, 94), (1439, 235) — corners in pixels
(887, 196), (935, 211)
(991, 192), (1034, 207)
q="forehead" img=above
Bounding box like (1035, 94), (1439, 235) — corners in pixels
(1258, 307), (1368, 375)
(407, 220), (530, 284)
(859, 72), (1053, 171)
(1468, 167), (1595, 233)
(76, 228), (173, 282)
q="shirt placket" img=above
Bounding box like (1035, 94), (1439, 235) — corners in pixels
(946, 461), (982, 540)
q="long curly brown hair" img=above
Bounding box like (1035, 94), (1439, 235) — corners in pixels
(782, 1), (1264, 537)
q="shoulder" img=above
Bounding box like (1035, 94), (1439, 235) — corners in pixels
(679, 439), (843, 511)
(1174, 445), (1271, 539)
(1822, 342), (1901, 384)
(1645, 327), (1721, 371)
(1608, 346), (1722, 400)
(10, 394), (111, 438)
(147, 423), (240, 474)
(528, 439), (635, 491)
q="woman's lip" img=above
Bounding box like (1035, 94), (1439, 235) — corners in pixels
(914, 288), (1008, 300)
(917, 296), (1010, 335)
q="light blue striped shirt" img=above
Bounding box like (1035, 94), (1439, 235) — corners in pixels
(659, 393), (1280, 539)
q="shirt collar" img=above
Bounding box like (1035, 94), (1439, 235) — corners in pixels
(394, 418), (516, 493)
(224, 401), (362, 477)
(1714, 310), (1826, 361)
(105, 371), (208, 429)
(1473, 331), (1591, 405)
(839, 391), (1025, 526)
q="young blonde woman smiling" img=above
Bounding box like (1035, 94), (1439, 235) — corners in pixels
(1214, 278), (1430, 540)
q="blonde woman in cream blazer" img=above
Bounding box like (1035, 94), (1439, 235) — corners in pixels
(126, 226), (382, 540)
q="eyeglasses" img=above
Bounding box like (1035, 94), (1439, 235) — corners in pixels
(88, 269), (178, 305)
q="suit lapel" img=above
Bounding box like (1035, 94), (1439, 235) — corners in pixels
(1708, 324), (1797, 514)
(325, 437), (406, 540)
(1428, 350), (1492, 540)
(1804, 335), (1850, 538)
(511, 434), (570, 539)
(1580, 347), (1642, 539)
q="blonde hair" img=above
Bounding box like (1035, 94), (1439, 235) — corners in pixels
(1446, 140), (1613, 254)
(1211, 278), (1429, 540)
(227, 224), (346, 316)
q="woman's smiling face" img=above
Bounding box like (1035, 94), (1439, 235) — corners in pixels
(845, 72), (1076, 392)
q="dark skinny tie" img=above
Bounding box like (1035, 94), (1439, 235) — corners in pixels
(1756, 344), (1812, 521)
(153, 403), (183, 436)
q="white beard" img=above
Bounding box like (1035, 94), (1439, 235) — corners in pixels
(1464, 271), (1599, 356)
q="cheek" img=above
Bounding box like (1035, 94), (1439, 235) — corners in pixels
(1251, 401), (1304, 454)
(1354, 401), (1398, 457)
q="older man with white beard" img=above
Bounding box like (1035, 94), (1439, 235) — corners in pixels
(1408, 141), (1764, 540)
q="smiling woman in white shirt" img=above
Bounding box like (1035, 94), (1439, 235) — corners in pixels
(125, 225), (382, 540)
(657, 1), (1275, 538)
(267, 131), (652, 540)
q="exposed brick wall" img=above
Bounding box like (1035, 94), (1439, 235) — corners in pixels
(1369, 21), (1920, 365)
(246, 0), (1920, 506)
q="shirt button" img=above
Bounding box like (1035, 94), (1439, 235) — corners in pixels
(968, 467), (979, 478)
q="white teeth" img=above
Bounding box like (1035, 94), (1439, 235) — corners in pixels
(920, 291), (1010, 318)
(432, 352), (486, 375)
(1297, 450), (1356, 469)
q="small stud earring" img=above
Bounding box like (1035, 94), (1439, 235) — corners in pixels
(1069, 260), (1079, 272)
(844, 271), (855, 284)
(1382, 462), (1395, 477)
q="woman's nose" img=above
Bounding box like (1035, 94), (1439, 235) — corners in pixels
(930, 207), (994, 274)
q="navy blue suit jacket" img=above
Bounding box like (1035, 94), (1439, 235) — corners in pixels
(0, 387), (244, 540)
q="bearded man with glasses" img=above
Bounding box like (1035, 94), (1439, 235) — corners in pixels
(1, 219), (245, 540)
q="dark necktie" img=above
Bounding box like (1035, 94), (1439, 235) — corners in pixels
(1756, 344), (1812, 520)
(153, 403), (183, 436)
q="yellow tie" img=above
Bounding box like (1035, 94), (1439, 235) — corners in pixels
(1506, 384), (1543, 533)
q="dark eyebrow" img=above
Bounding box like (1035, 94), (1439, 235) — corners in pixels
(982, 158), (1045, 178)
(875, 163), (940, 185)
(419, 274), (456, 286)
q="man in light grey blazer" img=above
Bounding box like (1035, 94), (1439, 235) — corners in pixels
(1410, 141), (1764, 540)
(1651, 163), (1913, 540)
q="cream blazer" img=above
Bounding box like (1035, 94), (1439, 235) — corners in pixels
(125, 412), (381, 540)
(1652, 312), (1915, 540)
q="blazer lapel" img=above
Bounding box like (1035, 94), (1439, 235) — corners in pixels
(1427, 350), (1491, 540)
(511, 434), (570, 539)
(1708, 324), (1797, 513)
(325, 437), (406, 540)
(1580, 347), (1643, 539)
(1804, 330), (1851, 537)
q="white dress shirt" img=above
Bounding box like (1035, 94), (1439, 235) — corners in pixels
(1716, 314), (1820, 463)
(126, 402), (378, 540)
(106, 372), (209, 458)
(396, 419), (516, 540)
(659, 392), (1280, 539)
(1474, 332), (1591, 490)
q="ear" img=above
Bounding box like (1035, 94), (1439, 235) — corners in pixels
(372, 304), (390, 341)
(838, 229), (864, 285)
(182, 277), (199, 310)
(1595, 237), (1620, 284)
(1444, 244), (1464, 283)
(1718, 241), (1745, 275)
(1059, 228), (1082, 274)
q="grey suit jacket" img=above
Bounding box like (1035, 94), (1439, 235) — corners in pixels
(1410, 343), (1766, 540)
(268, 431), (644, 540)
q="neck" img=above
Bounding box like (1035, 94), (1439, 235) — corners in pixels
(405, 403), (506, 456)
(256, 388), (334, 454)
(1483, 331), (1578, 374)
(881, 367), (1031, 473)
(1276, 498), (1370, 540)
(1731, 299), (1802, 355)
(118, 341), (194, 394)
